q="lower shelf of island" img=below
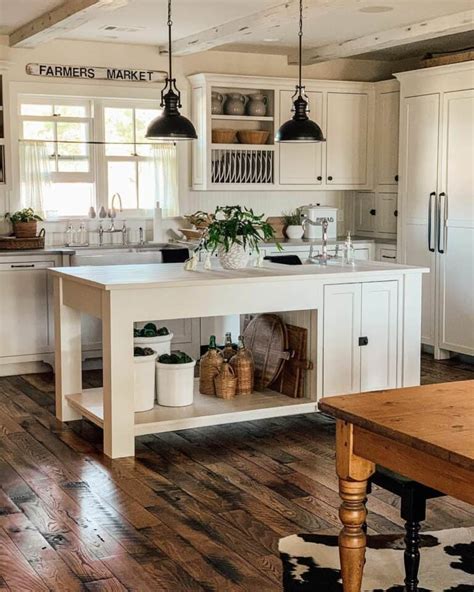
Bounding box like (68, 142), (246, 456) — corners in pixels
(66, 379), (316, 436)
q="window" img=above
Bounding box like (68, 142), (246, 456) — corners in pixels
(17, 95), (177, 218)
(104, 105), (161, 209)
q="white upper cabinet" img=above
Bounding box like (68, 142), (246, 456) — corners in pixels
(375, 82), (400, 187)
(279, 90), (323, 185)
(326, 91), (372, 187)
(188, 74), (374, 191)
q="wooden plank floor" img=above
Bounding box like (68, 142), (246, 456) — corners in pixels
(0, 353), (473, 591)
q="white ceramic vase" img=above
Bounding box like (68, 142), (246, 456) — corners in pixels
(218, 243), (250, 270)
(285, 225), (304, 240)
(156, 359), (196, 407)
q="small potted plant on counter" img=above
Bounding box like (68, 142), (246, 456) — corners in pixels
(283, 209), (304, 240)
(5, 208), (43, 238)
(134, 323), (173, 356)
(134, 346), (158, 412)
(199, 205), (279, 269)
(156, 351), (196, 407)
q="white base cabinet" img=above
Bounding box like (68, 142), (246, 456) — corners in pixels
(323, 280), (398, 397)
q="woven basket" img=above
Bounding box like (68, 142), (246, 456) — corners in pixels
(230, 346), (254, 395)
(199, 348), (224, 395)
(212, 128), (237, 144)
(13, 221), (38, 238)
(237, 130), (269, 145)
(214, 362), (237, 399)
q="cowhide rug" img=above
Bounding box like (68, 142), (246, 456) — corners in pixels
(279, 527), (474, 591)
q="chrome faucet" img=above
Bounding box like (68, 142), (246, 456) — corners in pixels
(138, 226), (145, 246)
(98, 220), (127, 246)
(305, 217), (338, 265)
(111, 193), (123, 214)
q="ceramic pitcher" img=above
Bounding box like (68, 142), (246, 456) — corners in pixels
(224, 93), (246, 116)
(247, 93), (267, 117)
(211, 91), (224, 115)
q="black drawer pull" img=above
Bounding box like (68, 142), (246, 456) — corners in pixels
(327, 176), (333, 181)
(317, 175), (322, 181)
(370, 209), (376, 216)
(382, 255), (396, 260)
(394, 210), (398, 217)
(10, 264), (35, 268)
(359, 337), (369, 346)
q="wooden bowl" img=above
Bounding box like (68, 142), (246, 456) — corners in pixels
(180, 228), (204, 241)
(237, 130), (270, 145)
(212, 128), (237, 144)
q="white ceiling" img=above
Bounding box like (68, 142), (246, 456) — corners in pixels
(1, 0), (473, 57)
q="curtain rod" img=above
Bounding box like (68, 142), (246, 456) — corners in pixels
(18, 139), (175, 146)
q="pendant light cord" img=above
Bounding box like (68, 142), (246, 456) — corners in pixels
(298, 0), (303, 93)
(167, 0), (173, 81)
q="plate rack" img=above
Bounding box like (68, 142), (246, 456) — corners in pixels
(211, 147), (274, 184)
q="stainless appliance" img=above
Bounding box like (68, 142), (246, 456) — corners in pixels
(300, 205), (338, 239)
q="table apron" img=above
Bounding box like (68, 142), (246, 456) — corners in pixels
(353, 425), (474, 505)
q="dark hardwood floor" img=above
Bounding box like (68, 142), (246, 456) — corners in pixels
(0, 353), (473, 591)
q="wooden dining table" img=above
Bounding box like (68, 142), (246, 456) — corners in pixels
(318, 380), (474, 592)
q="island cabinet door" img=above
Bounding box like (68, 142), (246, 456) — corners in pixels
(323, 283), (362, 397)
(279, 90), (324, 185)
(359, 281), (398, 392)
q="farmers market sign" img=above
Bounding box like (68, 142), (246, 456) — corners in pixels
(26, 63), (166, 83)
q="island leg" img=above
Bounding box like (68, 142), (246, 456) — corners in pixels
(54, 276), (82, 422)
(102, 292), (135, 458)
(336, 420), (375, 592)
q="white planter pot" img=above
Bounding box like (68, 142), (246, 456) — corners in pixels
(134, 352), (158, 412)
(285, 225), (304, 239)
(134, 332), (174, 356)
(156, 359), (196, 407)
(218, 243), (250, 270)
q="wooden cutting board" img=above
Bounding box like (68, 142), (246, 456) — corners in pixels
(265, 217), (286, 240)
(270, 324), (313, 398)
(243, 314), (290, 390)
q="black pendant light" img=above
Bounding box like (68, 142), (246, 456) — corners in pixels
(275, 0), (325, 143)
(146, 0), (197, 141)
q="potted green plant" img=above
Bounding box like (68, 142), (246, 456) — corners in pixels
(199, 205), (279, 269)
(5, 208), (43, 239)
(133, 346), (158, 412)
(283, 209), (304, 240)
(155, 351), (196, 407)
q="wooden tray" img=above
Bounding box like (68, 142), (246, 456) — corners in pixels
(0, 231), (45, 250)
(243, 314), (291, 390)
(270, 324), (313, 398)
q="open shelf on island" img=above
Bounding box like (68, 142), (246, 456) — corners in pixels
(66, 380), (316, 436)
(211, 114), (274, 122)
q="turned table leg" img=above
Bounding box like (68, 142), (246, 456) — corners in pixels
(336, 420), (375, 592)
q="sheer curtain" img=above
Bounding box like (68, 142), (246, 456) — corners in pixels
(19, 141), (52, 218)
(151, 143), (179, 218)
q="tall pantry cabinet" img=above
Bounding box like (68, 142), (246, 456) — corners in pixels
(396, 62), (474, 358)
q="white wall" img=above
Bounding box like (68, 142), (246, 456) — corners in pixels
(0, 36), (409, 240)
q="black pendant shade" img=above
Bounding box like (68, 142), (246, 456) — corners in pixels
(276, 0), (325, 144)
(146, 0), (197, 141)
(275, 96), (325, 143)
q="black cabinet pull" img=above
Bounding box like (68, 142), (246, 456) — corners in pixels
(382, 255), (397, 260)
(10, 264), (35, 268)
(358, 337), (369, 346)
(395, 174), (399, 182)
(317, 175), (322, 181)
(394, 210), (398, 217)
(370, 209), (376, 216)
(327, 176), (333, 181)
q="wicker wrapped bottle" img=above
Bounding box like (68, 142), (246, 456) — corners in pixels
(214, 361), (237, 399)
(222, 332), (236, 362)
(199, 335), (223, 395)
(230, 335), (254, 395)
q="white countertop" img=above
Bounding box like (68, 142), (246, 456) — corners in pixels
(50, 259), (426, 291)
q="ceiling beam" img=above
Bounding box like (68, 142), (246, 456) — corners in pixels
(161, 0), (362, 56)
(9, 0), (128, 48)
(288, 10), (474, 65)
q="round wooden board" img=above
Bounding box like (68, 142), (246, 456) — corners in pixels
(243, 314), (288, 390)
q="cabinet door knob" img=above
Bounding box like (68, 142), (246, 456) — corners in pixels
(358, 337), (369, 346)
(370, 209), (376, 216)
(394, 210), (398, 217)
(317, 175), (322, 181)
(395, 174), (399, 182)
(327, 176), (333, 181)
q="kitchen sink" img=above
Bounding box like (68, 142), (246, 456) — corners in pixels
(70, 244), (187, 267)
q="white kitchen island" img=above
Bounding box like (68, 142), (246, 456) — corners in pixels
(51, 260), (427, 458)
